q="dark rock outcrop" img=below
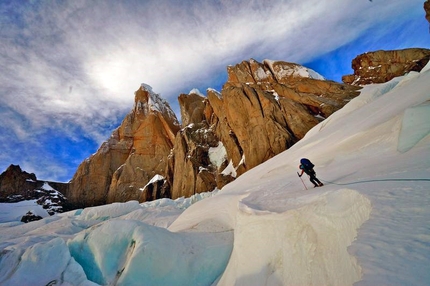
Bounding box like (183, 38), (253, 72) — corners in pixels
(0, 165), (68, 210)
(36, 187), (68, 215)
(342, 48), (430, 85)
(21, 211), (43, 223)
(0, 164), (37, 201)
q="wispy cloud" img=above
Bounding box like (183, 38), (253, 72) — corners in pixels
(0, 0), (427, 180)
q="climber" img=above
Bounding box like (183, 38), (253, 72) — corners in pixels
(298, 158), (324, 188)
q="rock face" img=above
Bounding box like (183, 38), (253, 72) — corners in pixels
(64, 59), (360, 205)
(67, 84), (180, 207)
(8, 51), (428, 208)
(0, 164), (68, 202)
(4, 48), (429, 208)
(0, 164), (37, 201)
(44, 50), (430, 206)
(342, 48), (430, 85)
(0, 164), (69, 215)
(166, 59), (361, 199)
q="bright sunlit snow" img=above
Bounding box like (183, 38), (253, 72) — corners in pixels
(0, 200), (51, 224)
(209, 142), (227, 169)
(263, 59), (326, 81)
(0, 63), (429, 285)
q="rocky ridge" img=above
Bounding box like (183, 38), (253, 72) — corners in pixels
(64, 59), (362, 206)
(0, 164), (38, 201)
(166, 59), (361, 199)
(3, 49), (430, 209)
(0, 164), (69, 220)
(342, 48), (430, 85)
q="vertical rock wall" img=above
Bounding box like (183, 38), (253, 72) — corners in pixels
(67, 85), (180, 207)
(167, 59), (361, 199)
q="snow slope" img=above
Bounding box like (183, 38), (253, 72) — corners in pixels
(0, 63), (429, 285)
(0, 200), (51, 223)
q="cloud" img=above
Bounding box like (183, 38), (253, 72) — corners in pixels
(0, 0), (427, 180)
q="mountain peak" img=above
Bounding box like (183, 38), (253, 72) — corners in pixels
(135, 84), (180, 126)
(68, 85), (180, 207)
(227, 58), (325, 86)
(263, 59), (325, 81)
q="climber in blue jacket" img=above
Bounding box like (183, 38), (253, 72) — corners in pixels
(298, 158), (324, 188)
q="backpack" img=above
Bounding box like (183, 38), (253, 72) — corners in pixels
(300, 158), (314, 170)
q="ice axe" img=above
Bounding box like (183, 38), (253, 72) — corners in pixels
(297, 172), (308, 190)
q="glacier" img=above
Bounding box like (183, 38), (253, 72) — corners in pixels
(0, 62), (429, 285)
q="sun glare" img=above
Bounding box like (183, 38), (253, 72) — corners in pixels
(88, 58), (130, 94)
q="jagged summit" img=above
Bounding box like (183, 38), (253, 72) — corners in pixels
(1, 59), (429, 285)
(0, 164), (36, 200)
(227, 58), (325, 86)
(137, 84), (180, 126)
(165, 58), (360, 200)
(62, 50), (429, 207)
(67, 85), (180, 207)
(3, 49), (428, 209)
(263, 59), (325, 81)
(61, 57), (361, 207)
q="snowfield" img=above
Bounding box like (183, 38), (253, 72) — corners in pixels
(0, 62), (429, 285)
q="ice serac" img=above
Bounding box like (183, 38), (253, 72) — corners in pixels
(218, 189), (372, 285)
(68, 219), (232, 285)
(67, 84), (180, 207)
(168, 59), (360, 199)
(342, 48), (430, 85)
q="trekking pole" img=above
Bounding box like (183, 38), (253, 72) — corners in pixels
(297, 172), (308, 190)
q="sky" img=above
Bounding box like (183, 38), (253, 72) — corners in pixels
(0, 0), (429, 182)
(1, 64), (429, 285)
